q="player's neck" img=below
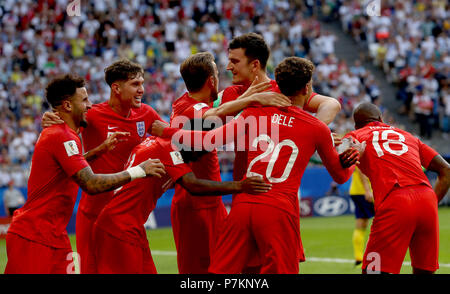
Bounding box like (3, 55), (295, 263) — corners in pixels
(187, 90), (212, 103)
(243, 72), (270, 89)
(292, 94), (307, 109)
(58, 113), (80, 133)
(108, 95), (132, 118)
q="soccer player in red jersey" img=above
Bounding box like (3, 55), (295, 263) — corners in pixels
(169, 52), (290, 274)
(215, 33), (343, 189)
(4, 75), (165, 274)
(216, 33), (343, 272)
(41, 59), (165, 274)
(153, 57), (358, 273)
(93, 135), (271, 274)
(343, 102), (450, 274)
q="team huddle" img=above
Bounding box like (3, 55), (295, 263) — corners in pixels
(4, 33), (450, 274)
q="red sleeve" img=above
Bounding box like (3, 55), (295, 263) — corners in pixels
(53, 132), (89, 177)
(216, 86), (243, 106)
(304, 92), (318, 109)
(418, 139), (439, 169)
(158, 142), (192, 181)
(145, 105), (167, 133)
(315, 123), (354, 184)
(164, 156), (192, 182)
(161, 113), (246, 151)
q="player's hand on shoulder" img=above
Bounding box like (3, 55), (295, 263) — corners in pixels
(240, 176), (272, 194)
(352, 139), (366, 155)
(239, 76), (271, 100)
(151, 120), (169, 137)
(103, 131), (130, 151)
(41, 111), (64, 128)
(139, 158), (166, 178)
(339, 147), (360, 168)
(254, 92), (291, 108)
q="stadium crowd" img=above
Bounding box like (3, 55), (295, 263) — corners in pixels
(0, 0), (395, 188)
(328, 0), (449, 139)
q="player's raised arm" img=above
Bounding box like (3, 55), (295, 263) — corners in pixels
(303, 94), (341, 125)
(203, 91), (291, 119)
(178, 173), (271, 196)
(72, 158), (166, 195)
(426, 154), (450, 202)
(152, 116), (246, 151)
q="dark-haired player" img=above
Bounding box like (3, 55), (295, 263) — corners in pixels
(344, 102), (450, 274)
(170, 52), (290, 273)
(4, 75), (165, 274)
(217, 32), (344, 272)
(42, 59), (165, 273)
(153, 57), (357, 273)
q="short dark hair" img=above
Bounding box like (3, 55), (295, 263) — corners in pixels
(229, 33), (270, 69)
(275, 57), (315, 97)
(45, 74), (85, 108)
(353, 102), (383, 129)
(180, 52), (215, 92)
(104, 59), (144, 86)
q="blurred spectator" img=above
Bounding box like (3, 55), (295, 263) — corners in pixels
(331, 0), (449, 139)
(3, 180), (25, 217)
(412, 85), (434, 139)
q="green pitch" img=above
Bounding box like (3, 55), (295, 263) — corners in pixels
(1, 207), (450, 274)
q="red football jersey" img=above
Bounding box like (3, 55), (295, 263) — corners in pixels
(346, 122), (438, 210)
(79, 102), (163, 216)
(216, 80), (318, 182)
(233, 106), (352, 217)
(8, 124), (89, 248)
(169, 93), (222, 209)
(95, 137), (191, 248)
(165, 105), (354, 217)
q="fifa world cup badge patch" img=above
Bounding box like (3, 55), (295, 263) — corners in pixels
(170, 151), (184, 165)
(136, 121), (145, 137)
(193, 103), (208, 111)
(64, 140), (79, 157)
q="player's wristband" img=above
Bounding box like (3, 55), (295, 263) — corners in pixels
(127, 165), (146, 181)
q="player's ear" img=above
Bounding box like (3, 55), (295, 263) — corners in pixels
(61, 99), (72, 112)
(207, 75), (215, 89)
(111, 82), (121, 95)
(251, 59), (260, 73)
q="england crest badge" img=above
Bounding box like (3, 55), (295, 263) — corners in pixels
(136, 121), (145, 137)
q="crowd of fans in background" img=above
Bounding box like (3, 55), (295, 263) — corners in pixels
(0, 0), (446, 188)
(325, 0), (449, 140)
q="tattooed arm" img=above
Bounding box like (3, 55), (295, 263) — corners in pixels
(71, 159), (166, 194)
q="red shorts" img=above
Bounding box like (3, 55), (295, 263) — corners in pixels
(171, 202), (227, 274)
(93, 226), (156, 274)
(5, 232), (73, 274)
(75, 209), (98, 274)
(362, 185), (439, 274)
(209, 202), (302, 274)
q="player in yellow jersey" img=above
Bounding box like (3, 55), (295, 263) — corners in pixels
(349, 167), (374, 266)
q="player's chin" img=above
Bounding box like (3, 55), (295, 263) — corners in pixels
(232, 75), (242, 84)
(132, 100), (142, 108)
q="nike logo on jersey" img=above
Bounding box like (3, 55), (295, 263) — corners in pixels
(108, 126), (118, 130)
